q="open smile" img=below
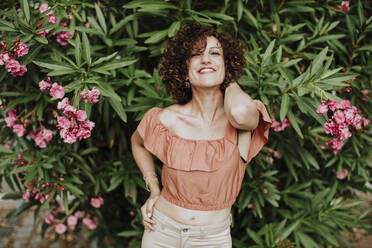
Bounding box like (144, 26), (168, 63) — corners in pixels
(198, 67), (216, 74)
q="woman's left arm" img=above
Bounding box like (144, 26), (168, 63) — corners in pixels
(224, 82), (259, 131)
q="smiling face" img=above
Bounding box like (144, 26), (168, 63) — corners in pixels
(187, 36), (225, 88)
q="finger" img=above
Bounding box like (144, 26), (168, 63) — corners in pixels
(143, 221), (155, 232)
(143, 217), (156, 224)
(146, 199), (154, 218)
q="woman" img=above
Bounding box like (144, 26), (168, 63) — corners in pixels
(131, 22), (271, 248)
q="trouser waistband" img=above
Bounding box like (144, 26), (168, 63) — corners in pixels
(152, 207), (232, 236)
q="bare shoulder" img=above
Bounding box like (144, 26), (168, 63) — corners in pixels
(158, 104), (183, 127)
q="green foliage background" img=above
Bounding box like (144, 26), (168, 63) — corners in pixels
(0, 0), (371, 247)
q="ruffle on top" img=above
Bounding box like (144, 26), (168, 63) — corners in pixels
(247, 100), (272, 163)
(137, 101), (271, 171)
(137, 107), (237, 172)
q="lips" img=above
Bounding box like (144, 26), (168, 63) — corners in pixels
(198, 67), (216, 73)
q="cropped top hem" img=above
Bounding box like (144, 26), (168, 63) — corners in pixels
(161, 190), (235, 211)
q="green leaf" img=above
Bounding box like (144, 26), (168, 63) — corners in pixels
(6, 94), (40, 110)
(33, 60), (74, 71)
(91, 52), (118, 66)
(82, 32), (91, 65)
(63, 191), (69, 214)
(262, 40), (275, 66)
(168, 21), (181, 38)
(280, 94), (290, 121)
(310, 47), (328, 76)
(62, 182), (84, 197)
(21, 44), (42, 66)
(91, 81), (121, 101)
(246, 228), (264, 246)
(34, 35), (48, 44)
(0, 145), (13, 154)
(20, 0), (30, 23)
(237, 0), (243, 22)
(117, 230), (142, 237)
(144, 29), (168, 44)
(108, 98), (127, 123)
(107, 176), (123, 192)
(92, 58), (137, 74)
(109, 14), (137, 35)
(1, 192), (23, 200)
(75, 34), (81, 67)
(357, 0), (365, 26)
(297, 231), (319, 248)
(243, 8), (258, 29)
(287, 111), (303, 138)
(95, 3), (107, 34)
(123, 0), (178, 10)
(276, 220), (301, 242)
(47, 68), (77, 76)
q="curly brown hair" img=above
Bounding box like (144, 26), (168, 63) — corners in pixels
(159, 22), (247, 105)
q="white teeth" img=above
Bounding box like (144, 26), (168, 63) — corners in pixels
(199, 68), (214, 73)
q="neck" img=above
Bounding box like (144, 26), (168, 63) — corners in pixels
(186, 86), (224, 123)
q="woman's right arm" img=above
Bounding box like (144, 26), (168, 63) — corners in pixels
(131, 129), (160, 231)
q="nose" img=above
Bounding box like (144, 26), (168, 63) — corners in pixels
(201, 52), (211, 64)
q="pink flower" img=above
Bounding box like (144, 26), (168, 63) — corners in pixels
(339, 126), (351, 140)
(82, 218), (97, 230)
(339, 100), (350, 110)
(76, 110), (87, 122)
(80, 89), (89, 102)
(45, 213), (55, 224)
(55, 31), (72, 46)
(330, 138), (343, 154)
(74, 211), (83, 218)
(39, 80), (51, 91)
(90, 197), (104, 208)
(361, 89), (370, 95)
(0, 53), (9, 65)
(33, 135), (47, 148)
(63, 105), (76, 116)
(316, 103), (328, 114)
(5, 59), (27, 77)
(266, 156), (274, 164)
(333, 111), (345, 124)
(57, 98), (70, 110)
(29, 129), (53, 149)
(362, 118), (370, 127)
(50, 83), (65, 99)
(4, 143), (11, 149)
(22, 191), (30, 201)
(14, 43), (29, 57)
(48, 14), (58, 24)
(88, 87), (100, 103)
(13, 124), (26, 137)
(247, 204), (256, 210)
(80, 87), (100, 103)
(5, 113), (16, 127)
(67, 215), (78, 230)
(273, 151), (280, 158)
(327, 99), (338, 111)
(41, 129), (54, 142)
(55, 223), (67, 234)
(57, 116), (72, 130)
(39, 3), (51, 14)
(14, 65), (27, 76)
(337, 1), (350, 11)
(336, 168), (348, 180)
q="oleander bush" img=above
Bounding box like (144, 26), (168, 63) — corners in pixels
(0, 0), (371, 247)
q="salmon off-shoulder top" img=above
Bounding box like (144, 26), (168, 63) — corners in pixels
(137, 100), (271, 210)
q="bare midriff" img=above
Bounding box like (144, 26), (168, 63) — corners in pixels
(154, 195), (231, 226)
